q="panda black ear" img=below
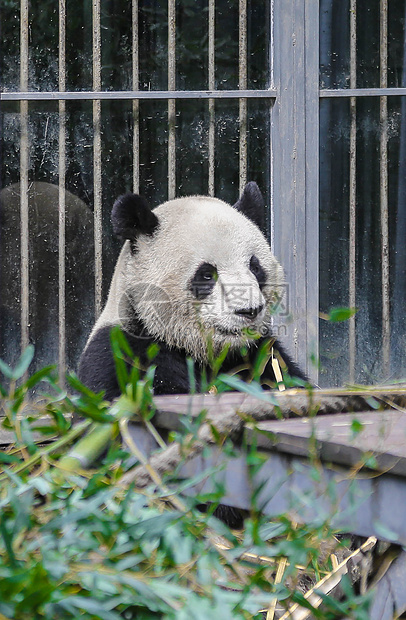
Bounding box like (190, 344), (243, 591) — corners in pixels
(233, 182), (266, 232)
(111, 193), (159, 241)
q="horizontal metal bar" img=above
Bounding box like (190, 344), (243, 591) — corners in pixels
(4, 87), (406, 102)
(0, 89), (277, 101)
(6, 87), (405, 102)
(321, 87), (406, 97)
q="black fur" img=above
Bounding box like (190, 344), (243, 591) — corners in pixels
(189, 263), (218, 300)
(249, 255), (266, 289)
(78, 317), (307, 401)
(112, 193), (159, 241)
(233, 181), (266, 233)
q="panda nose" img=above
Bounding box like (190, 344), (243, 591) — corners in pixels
(234, 305), (264, 319)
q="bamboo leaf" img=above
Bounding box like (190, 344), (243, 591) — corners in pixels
(0, 359), (13, 380)
(11, 345), (35, 380)
(23, 365), (57, 390)
(218, 374), (278, 404)
(324, 307), (358, 322)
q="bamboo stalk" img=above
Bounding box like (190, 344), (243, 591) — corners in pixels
(278, 537), (377, 620)
(0, 420), (91, 481)
(57, 423), (114, 471)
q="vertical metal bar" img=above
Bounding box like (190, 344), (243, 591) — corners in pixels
(58, 0), (66, 381)
(168, 0), (176, 200)
(269, 0), (275, 253)
(349, 0), (357, 383)
(304, 0), (320, 379)
(239, 0), (247, 193)
(93, 0), (103, 317)
(380, 0), (390, 376)
(208, 0), (215, 196)
(20, 0), (29, 354)
(132, 0), (140, 194)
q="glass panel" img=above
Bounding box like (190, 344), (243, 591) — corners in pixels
(0, 0), (271, 94)
(388, 0), (406, 87)
(0, 0), (272, 374)
(320, 0), (406, 90)
(319, 96), (406, 385)
(320, 0), (351, 89)
(0, 102), (97, 371)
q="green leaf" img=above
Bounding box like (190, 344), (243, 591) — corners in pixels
(326, 307), (357, 322)
(110, 325), (135, 359)
(11, 345), (35, 380)
(211, 343), (231, 377)
(110, 337), (130, 394)
(0, 516), (17, 567)
(66, 373), (104, 398)
(0, 452), (21, 464)
(146, 343), (160, 361)
(24, 365), (57, 390)
(57, 595), (123, 619)
(0, 358), (13, 380)
(366, 396), (380, 410)
(252, 339), (272, 375)
(218, 374), (278, 404)
(186, 358), (197, 394)
(351, 418), (364, 436)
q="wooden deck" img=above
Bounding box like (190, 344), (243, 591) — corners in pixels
(128, 389), (406, 619)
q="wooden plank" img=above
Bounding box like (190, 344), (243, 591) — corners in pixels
(177, 442), (406, 544)
(250, 410), (406, 476)
(271, 0), (320, 380)
(152, 388), (406, 428)
(0, 418), (57, 446)
(369, 548), (406, 619)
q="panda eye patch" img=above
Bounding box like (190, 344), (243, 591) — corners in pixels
(190, 262), (218, 300)
(250, 255), (266, 288)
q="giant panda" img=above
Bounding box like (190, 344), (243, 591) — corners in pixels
(78, 182), (307, 399)
(78, 182), (307, 527)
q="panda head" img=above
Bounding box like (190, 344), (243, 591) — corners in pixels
(110, 182), (284, 361)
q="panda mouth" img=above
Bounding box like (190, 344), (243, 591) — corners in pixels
(216, 325), (242, 336)
(215, 322), (262, 338)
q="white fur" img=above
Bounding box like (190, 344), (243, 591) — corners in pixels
(91, 196), (284, 361)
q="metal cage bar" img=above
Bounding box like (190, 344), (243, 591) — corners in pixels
(349, 0), (357, 383)
(92, 0), (103, 318)
(0, 89), (276, 101)
(380, 0), (390, 376)
(239, 0), (248, 193)
(7, 87), (406, 101)
(20, 0), (29, 356)
(208, 0), (215, 196)
(320, 87), (406, 97)
(132, 0), (140, 194)
(168, 0), (176, 200)
(58, 0), (67, 381)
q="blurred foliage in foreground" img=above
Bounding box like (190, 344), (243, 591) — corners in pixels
(0, 339), (372, 619)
